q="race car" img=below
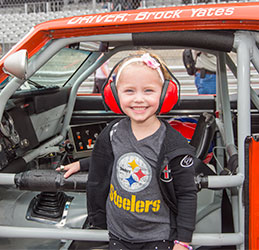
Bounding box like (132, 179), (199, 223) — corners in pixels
(0, 2), (259, 249)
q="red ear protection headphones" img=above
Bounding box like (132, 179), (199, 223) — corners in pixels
(102, 55), (179, 115)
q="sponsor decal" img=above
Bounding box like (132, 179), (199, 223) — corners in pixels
(161, 165), (173, 182)
(180, 155), (194, 168)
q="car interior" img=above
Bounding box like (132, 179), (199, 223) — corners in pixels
(0, 28), (257, 249)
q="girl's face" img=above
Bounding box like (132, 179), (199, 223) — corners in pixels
(117, 63), (163, 125)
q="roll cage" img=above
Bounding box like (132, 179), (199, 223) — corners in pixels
(0, 3), (259, 249)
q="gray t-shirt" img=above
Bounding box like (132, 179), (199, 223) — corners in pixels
(106, 118), (170, 242)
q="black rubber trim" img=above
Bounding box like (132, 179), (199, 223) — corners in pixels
(133, 30), (234, 52)
(74, 94), (216, 111)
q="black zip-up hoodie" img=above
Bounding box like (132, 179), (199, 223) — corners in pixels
(80, 118), (198, 243)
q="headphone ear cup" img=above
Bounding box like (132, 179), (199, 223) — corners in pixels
(103, 79), (123, 114)
(159, 79), (178, 114)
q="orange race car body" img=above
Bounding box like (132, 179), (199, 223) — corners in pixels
(0, 2), (259, 249)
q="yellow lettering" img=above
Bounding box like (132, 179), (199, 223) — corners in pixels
(109, 184), (114, 201)
(130, 195), (136, 212)
(152, 200), (161, 212)
(117, 195), (122, 208)
(114, 190), (117, 206)
(108, 185), (161, 213)
(136, 200), (145, 213)
(145, 200), (153, 212)
(123, 198), (131, 211)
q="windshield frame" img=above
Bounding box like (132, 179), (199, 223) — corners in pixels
(28, 46), (92, 88)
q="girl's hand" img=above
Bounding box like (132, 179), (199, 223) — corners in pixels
(56, 161), (80, 179)
(173, 241), (192, 250)
(173, 244), (189, 250)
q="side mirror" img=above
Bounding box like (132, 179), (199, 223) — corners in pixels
(3, 50), (28, 80)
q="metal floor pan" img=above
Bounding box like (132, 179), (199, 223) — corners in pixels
(0, 186), (90, 250)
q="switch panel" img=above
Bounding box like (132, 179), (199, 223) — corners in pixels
(68, 122), (107, 159)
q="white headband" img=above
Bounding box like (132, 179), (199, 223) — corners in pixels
(116, 53), (165, 84)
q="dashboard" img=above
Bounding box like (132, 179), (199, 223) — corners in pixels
(0, 87), (70, 172)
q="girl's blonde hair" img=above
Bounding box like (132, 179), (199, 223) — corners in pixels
(115, 50), (172, 82)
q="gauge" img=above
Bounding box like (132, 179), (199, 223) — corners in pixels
(0, 119), (11, 137)
(0, 112), (15, 138)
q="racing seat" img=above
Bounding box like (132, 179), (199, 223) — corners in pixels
(190, 112), (216, 161)
(190, 112), (217, 176)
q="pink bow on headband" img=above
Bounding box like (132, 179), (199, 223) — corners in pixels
(141, 53), (160, 69)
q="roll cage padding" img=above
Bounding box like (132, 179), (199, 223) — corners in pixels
(15, 170), (87, 192)
(132, 30), (234, 52)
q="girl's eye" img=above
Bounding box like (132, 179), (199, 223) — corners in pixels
(145, 89), (153, 93)
(125, 89), (134, 93)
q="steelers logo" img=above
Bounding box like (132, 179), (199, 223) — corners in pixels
(116, 152), (152, 193)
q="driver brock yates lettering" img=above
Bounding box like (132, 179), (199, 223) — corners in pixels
(67, 7), (235, 25)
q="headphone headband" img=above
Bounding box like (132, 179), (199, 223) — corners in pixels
(116, 53), (165, 84)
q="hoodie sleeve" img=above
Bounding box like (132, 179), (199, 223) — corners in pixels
(169, 154), (198, 243)
(79, 157), (91, 171)
(86, 120), (116, 229)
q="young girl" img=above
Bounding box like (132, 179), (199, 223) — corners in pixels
(58, 51), (198, 250)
